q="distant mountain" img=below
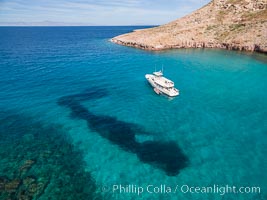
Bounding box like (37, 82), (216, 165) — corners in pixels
(0, 21), (95, 26)
(111, 0), (267, 53)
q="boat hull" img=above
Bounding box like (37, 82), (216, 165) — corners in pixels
(145, 74), (179, 97)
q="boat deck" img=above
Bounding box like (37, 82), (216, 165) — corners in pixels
(154, 76), (174, 88)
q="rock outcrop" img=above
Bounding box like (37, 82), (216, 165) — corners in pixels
(111, 0), (267, 53)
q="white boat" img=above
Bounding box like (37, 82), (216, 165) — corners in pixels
(145, 70), (179, 97)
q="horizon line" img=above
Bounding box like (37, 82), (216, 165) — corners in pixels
(0, 25), (158, 27)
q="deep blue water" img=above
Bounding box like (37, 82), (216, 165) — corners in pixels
(0, 26), (267, 200)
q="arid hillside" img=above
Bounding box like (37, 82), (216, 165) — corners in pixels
(111, 0), (267, 53)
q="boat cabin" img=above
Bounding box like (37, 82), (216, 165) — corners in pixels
(153, 71), (163, 77)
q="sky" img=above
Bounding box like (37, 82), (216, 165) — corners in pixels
(0, 0), (210, 25)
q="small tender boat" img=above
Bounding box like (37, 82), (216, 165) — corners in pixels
(145, 70), (179, 97)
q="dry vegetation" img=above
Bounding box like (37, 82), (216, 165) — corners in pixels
(111, 0), (267, 53)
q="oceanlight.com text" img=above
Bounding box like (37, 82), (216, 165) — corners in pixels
(179, 184), (260, 195)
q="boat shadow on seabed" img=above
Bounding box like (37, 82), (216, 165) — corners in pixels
(57, 88), (188, 176)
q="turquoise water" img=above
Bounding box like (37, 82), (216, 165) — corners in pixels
(0, 26), (267, 200)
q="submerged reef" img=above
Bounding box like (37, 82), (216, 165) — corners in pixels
(58, 89), (188, 176)
(0, 110), (102, 200)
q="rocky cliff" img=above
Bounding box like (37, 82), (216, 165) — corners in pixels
(111, 0), (267, 53)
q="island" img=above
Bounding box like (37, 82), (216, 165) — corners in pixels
(111, 0), (267, 53)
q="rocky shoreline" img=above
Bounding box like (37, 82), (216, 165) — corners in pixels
(111, 0), (267, 53)
(111, 38), (265, 52)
